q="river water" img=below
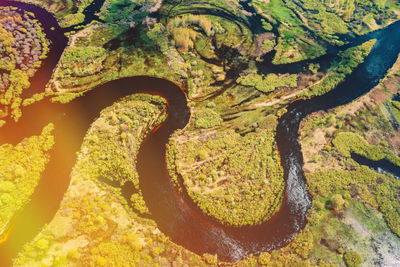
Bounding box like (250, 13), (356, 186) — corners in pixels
(1, 1), (400, 265)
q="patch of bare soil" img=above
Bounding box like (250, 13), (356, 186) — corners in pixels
(252, 32), (275, 58)
(301, 128), (327, 173)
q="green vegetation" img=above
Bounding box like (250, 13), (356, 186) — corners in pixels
(58, 46), (106, 77)
(295, 54), (400, 265)
(344, 251), (363, 267)
(274, 24), (326, 64)
(193, 108), (223, 129)
(159, 0), (245, 24)
(167, 127), (284, 226)
(50, 91), (84, 104)
(54, 0), (93, 28)
(164, 12), (253, 98)
(332, 131), (400, 165)
(250, 0), (399, 63)
(0, 124), (54, 239)
(59, 12), (85, 28)
(304, 40), (375, 97)
(237, 72), (298, 94)
(306, 165), (400, 222)
(392, 100), (400, 111)
(301, 105), (400, 237)
(50, 18), (182, 93)
(261, 38), (276, 53)
(49, 0), (255, 100)
(328, 194), (346, 212)
(102, 0), (149, 29)
(6, 0), (400, 265)
(252, 0), (327, 63)
(22, 92), (46, 107)
(167, 14), (223, 51)
(288, 0), (349, 37)
(73, 94), (167, 215)
(309, 63), (320, 74)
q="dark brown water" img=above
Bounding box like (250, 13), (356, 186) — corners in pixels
(1, 1), (400, 265)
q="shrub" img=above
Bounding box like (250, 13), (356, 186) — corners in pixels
(203, 253), (218, 265)
(194, 109), (223, 129)
(258, 252), (271, 265)
(237, 72), (298, 93)
(197, 149), (209, 160)
(344, 251), (363, 267)
(328, 194), (346, 212)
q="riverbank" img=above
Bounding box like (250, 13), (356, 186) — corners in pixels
(13, 94), (211, 266)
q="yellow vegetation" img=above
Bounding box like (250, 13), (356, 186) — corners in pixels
(0, 124), (54, 239)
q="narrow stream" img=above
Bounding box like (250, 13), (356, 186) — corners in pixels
(1, 1), (400, 265)
(351, 153), (400, 179)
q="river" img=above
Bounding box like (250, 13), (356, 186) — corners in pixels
(0, 1), (400, 265)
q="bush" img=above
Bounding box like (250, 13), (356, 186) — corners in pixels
(344, 251), (363, 267)
(258, 252), (271, 265)
(194, 109), (223, 129)
(197, 149), (209, 160)
(203, 253), (218, 265)
(237, 72), (298, 93)
(327, 194), (346, 212)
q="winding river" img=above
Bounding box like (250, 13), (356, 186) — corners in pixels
(1, 1), (400, 265)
